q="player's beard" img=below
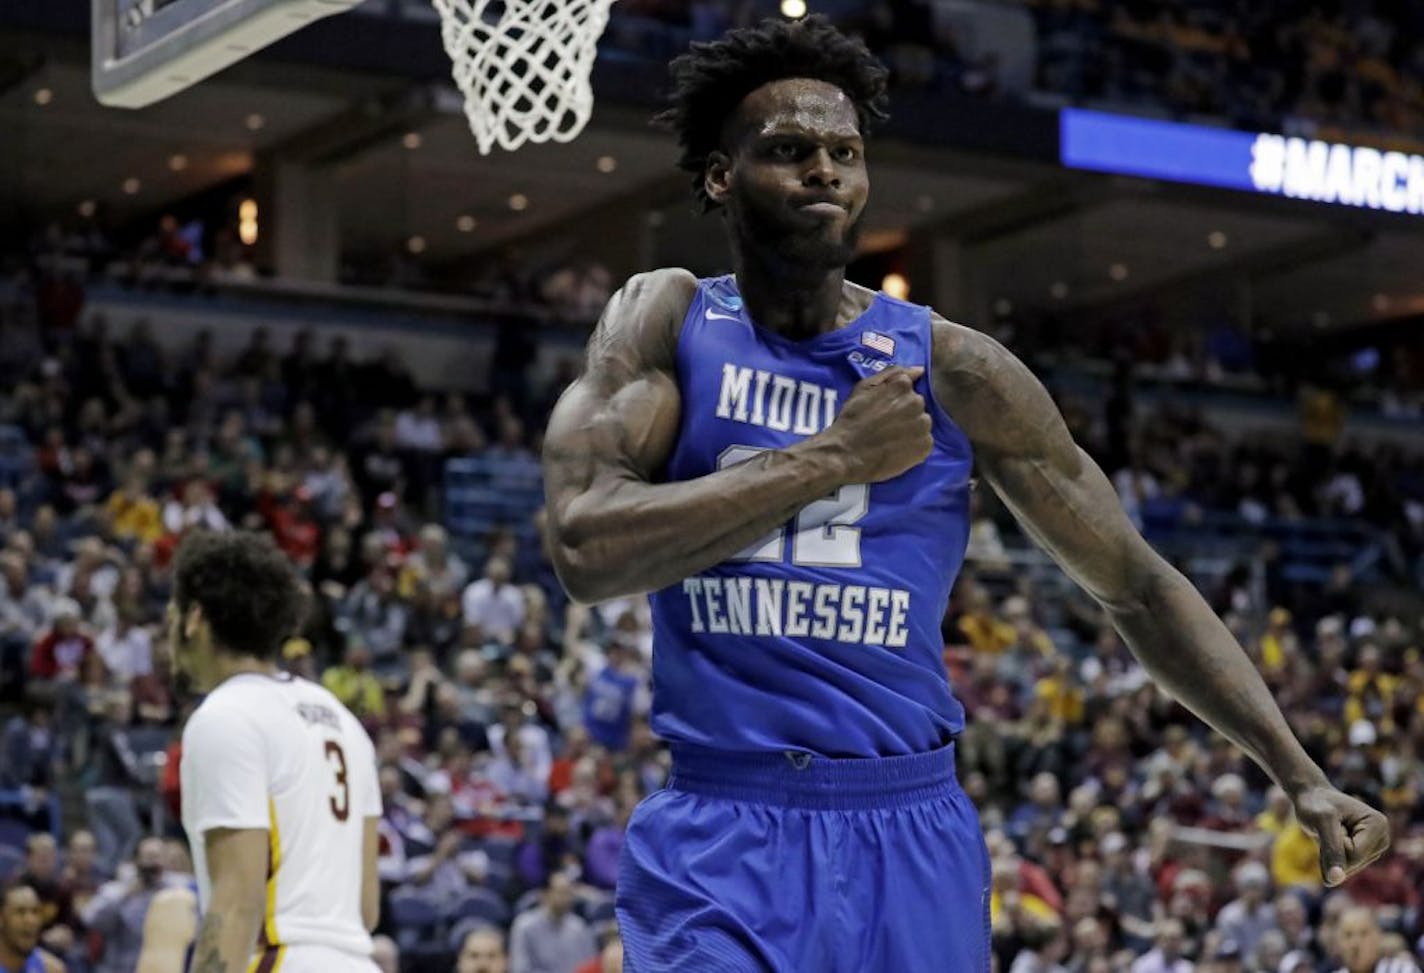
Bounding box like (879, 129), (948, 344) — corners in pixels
(168, 618), (214, 695)
(728, 194), (863, 271)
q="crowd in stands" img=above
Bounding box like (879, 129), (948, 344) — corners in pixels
(607, 0), (1424, 143)
(19, 211), (615, 319)
(0, 269), (1420, 973)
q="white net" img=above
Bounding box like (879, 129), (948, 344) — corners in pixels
(431, 0), (615, 154)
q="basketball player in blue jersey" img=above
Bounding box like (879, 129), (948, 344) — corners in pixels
(0, 882), (64, 973)
(541, 16), (1390, 972)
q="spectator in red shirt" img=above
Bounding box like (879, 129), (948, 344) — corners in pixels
(29, 598), (94, 683)
(258, 478), (322, 569)
(573, 933), (622, 973)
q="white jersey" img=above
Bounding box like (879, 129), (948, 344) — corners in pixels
(181, 671), (380, 963)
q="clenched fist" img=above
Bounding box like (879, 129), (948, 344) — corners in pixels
(819, 366), (934, 484)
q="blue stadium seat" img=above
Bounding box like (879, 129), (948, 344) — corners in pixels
(0, 843), (23, 880)
(480, 859), (512, 892)
(476, 836), (518, 868)
(387, 888), (442, 950)
(445, 887), (509, 927)
(514, 888), (542, 915)
(578, 894), (615, 925)
(444, 456), (545, 555)
(0, 817), (33, 853)
(0, 425), (32, 490)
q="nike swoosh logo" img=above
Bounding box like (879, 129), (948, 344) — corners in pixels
(705, 310), (740, 321)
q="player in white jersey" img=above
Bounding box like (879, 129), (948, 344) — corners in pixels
(169, 531), (381, 973)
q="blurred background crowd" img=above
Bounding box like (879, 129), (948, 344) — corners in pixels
(613, 0), (1424, 141)
(0, 295), (1419, 973)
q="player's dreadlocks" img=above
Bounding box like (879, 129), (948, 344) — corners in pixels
(655, 15), (890, 212)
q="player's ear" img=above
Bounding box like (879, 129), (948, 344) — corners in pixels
(705, 150), (732, 206)
(183, 603), (205, 640)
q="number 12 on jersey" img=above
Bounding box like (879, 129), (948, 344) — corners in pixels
(717, 445), (869, 568)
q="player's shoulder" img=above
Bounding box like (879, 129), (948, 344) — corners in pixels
(299, 678), (376, 750)
(617, 266), (698, 309)
(927, 311), (1013, 378)
(926, 312), (1052, 450)
(584, 267), (698, 378)
(187, 673), (293, 736)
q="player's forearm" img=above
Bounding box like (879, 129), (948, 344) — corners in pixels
(1107, 566), (1329, 797)
(189, 902), (263, 973)
(550, 439), (847, 602)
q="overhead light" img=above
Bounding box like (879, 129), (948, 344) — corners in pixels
(508, 193), (529, 212)
(781, 0), (808, 18)
(245, 113), (265, 131)
(915, 195), (935, 213)
(881, 273), (909, 300)
(402, 132), (422, 150)
(456, 214), (477, 232)
(1109, 263), (1128, 282)
(596, 155), (617, 173)
(168, 154), (188, 172)
(993, 298), (1013, 316)
(1372, 294), (1390, 312)
(33, 88), (52, 107)
(238, 198), (258, 245)
(1049, 281), (1069, 300)
(122, 177), (141, 195)
(407, 236), (427, 254)
(1207, 231), (1228, 249)
(77, 200), (96, 218)
(1312, 310), (1330, 329)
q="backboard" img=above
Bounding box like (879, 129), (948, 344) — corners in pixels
(92, 0), (363, 109)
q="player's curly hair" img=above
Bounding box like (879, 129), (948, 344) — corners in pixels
(655, 15), (890, 212)
(173, 530), (303, 660)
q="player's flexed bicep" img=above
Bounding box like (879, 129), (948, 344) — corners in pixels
(542, 269), (861, 603)
(542, 268), (689, 590)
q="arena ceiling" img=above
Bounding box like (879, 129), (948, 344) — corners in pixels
(3, 52), (1424, 336)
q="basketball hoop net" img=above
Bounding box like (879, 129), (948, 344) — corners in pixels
(431, 0), (615, 154)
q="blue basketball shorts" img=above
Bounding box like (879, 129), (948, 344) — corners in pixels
(616, 741), (991, 972)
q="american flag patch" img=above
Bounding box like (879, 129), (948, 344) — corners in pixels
(860, 331), (896, 356)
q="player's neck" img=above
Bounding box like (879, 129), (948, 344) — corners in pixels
(0, 942), (24, 968)
(733, 259), (846, 341)
(207, 651), (279, 689)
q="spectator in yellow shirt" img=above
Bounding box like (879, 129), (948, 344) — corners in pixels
(1344, 643), (1397, 728)
(957, 584), (1016, 655)
(1002, 595), (1056, 659)
(1258, 789), (1321, 892)
(321, 640), (387, 720)
(1254, 786), (1293, 836)
(1258, 607), (1296, 673)
(1034, 656), (1084, 725)
(104, 462), (164, 545)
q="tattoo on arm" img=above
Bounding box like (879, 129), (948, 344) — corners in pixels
(190, 912), (225, 973)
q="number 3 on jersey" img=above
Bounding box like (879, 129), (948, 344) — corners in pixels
(325, 740), (349, 822)
(717, 445), (869, 568)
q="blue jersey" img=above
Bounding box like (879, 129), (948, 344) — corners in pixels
(584, 664), (638, 751)
(647, 275), (973, 757)
(0, 949), (47, 973)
